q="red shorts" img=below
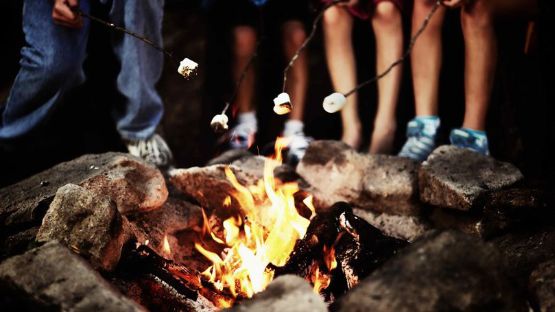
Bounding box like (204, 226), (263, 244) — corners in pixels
(321, 0), (403, 20)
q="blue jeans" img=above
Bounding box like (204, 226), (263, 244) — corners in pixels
(0, 0), (164, 141)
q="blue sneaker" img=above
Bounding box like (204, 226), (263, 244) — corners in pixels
(398, 116), (440, 161)
(449, 128), (490, 156)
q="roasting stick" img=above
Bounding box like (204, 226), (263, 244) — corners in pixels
(323, 0), (442, 113)
(73, 7), (199, 79)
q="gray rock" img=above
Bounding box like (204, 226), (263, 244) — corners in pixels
(353, 208), (431, 242)
(0, 227), (39, 260)
(80, 156), (168, 215)
(491, 227), (555, 286)
(0, 153), (167, 229)
(169, 164), (260, 218)
(337, 231), (527, 312)
(229, 275), (327, 312)
(36, 184), (128, 271)
(419, 145), (524, 211)
(0, 241), (145, 311)
(297, 140), (420, 215)
(529, 260), (555, 312)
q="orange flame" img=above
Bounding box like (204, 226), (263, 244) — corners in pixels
(195, 138), (315, 300)
(310, 261), (332, 294)
(162, 235), (171, 259)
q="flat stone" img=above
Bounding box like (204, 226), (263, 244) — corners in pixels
(169, 165), (260, 218)
(0, 241), (144, 311)
(36, 184), (128, 271)
(0, 153), (167, 229)
(80, 156), (168, 215)
(419, 145), (524, 211)
(529, 260), (555, 312)
(229, 275), (327, 312)
(337, 231), (527, 312)
(297, 140), (420, 215)
(353, 208), (431, 242)
(0, 227), (38, 260)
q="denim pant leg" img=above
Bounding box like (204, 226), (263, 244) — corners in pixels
(0, 0), (90, 140)
(109, 0), (165, 141)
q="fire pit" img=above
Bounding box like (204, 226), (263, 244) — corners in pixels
(1, 141), (554, 311)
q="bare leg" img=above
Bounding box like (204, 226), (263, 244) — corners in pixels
(232, 26), (258, 114)
(369, 1), (404, 154)
(411, 0), (446, 117)
(282, 20), (308, 122)
(323, 6), (362, 149)
(461, 0), (497, 131)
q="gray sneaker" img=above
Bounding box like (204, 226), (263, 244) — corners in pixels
(125, 134), (173, 168)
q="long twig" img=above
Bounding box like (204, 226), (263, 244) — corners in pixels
(344, 0), (442, 97)
(74, 8), (178, 64)
(281, 0), (345, 93)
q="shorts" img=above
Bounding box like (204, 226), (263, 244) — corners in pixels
(320, 0), (403, 20)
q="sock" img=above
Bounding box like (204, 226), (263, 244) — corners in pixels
(237, 111), (257, 132)
(461, 127), (487, 138)
(283, 119), (304, 137)
(415, 115), (440, 136)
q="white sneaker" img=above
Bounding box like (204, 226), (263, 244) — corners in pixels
(229, 122), (256, 150)
(125, 134), (174, 168)
(285, 131), (312, 164)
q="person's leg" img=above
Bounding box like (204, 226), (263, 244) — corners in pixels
(109, 0), (173, 167)
(411, 0), (445, 117)
(449, 0), (496, 155)
(398, 0), (445, 161)
(0, 0), (90, 140)
(322, 6), (362, 149)
(229, 25), (258, 149)
(109, 0), (164, 141)
(369, 1), (403, 154)
(282, 20), (308, 122)
(460, 0), (496, 132)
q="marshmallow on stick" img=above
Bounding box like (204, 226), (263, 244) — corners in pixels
(178, 58), (198, 78)
(323, 92), (347, 113)
(273, 92), (292, 115)
(210, 113), (229, 133)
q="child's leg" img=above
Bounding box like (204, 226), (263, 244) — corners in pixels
(323, 6), (362, 149)
(460, 0), (496, 131)
(282, 20), (308, 122)
(232, 26), (258, 114)
(369, 1), (403, 154)
(411, 0), (446, 117)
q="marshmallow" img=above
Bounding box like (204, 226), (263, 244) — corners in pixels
(273, 92), (292, 115)
(323, 92), (347, 113)
(177, 58), (198, 78)
(210, 113), (229, 133)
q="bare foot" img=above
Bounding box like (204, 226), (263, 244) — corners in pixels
(369, 122), (396, 154)
(341, 124), (362, 150)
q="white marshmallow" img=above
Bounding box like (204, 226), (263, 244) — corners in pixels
(273, 92), (292, 115)
(178, 58), (199, 78)
(210, 113), (229, 133)
(323, 92), (347, 113)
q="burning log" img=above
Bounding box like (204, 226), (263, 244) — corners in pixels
(116, 242), (235, 307)
(276, 202), (407, 298)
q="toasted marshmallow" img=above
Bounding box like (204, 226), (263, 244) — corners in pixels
(273, 92), (292, 115)
(178, 58), (198, 78)
(323, 92), (347, 113)
(210, 113), (229, 133)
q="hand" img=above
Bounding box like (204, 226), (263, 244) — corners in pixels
(52, 0), (83, 28)
(442, 0), (467, 8)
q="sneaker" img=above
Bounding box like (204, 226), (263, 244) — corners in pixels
(398, 116), (440, 161)
(125, 133), (174, 168)
(285, 131), (313, 164)
(229, 122), (256, 150)
(449, 128), (490, 156)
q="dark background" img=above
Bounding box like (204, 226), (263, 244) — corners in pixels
(0, 0), (553, 190)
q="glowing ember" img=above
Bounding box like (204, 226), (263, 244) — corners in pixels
(195, 138), (315, 300)
(310, 262), (332, 294)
